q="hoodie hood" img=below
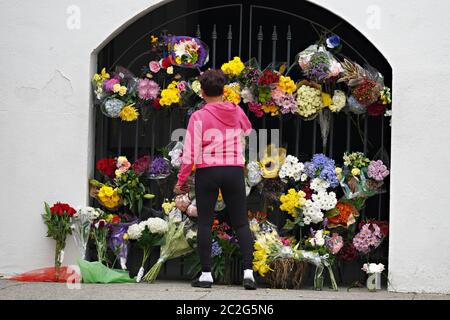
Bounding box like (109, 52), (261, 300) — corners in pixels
(202, 101), (240, 127)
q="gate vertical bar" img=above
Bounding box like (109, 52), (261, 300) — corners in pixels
(363, 115), (368, 154)
(212, 24), (217, 68)
(378, 117), (385, 220)
(227, 25), (233, 60)
(118, 123), (122, 156)
(312, 118), (317, 154)
(328, 114), (334, 157)
(346, 114), (351, 151)
(134, 119), (139, 161)
(286, 25), (291, 66)
(271, 25), (277, 63)
(195, 24), (201, 38)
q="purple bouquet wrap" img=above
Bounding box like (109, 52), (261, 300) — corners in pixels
(165, 36), (209, 68)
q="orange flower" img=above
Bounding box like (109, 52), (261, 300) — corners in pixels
(328, 202), (359, 228)
(211, 219), (220, 232)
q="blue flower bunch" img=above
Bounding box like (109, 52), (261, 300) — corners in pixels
(211, 241), (222, 257)
(304, 153), (339, 187)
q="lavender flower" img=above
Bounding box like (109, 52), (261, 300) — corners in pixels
(304, 153), (339, 188)
(367, 160), (390, 181)
(211, 241), (222, 257)
(149, 157), (170, 176)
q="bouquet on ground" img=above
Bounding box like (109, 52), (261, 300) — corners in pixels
(295, 228), (341, 291)
(143, 212), (194, 282)
(42, 202), (76, 278)
(71, 206), (103, 260)
(125, 217), (169, 282)
(252, 224), (305, 289)
(362, 262), (385, 291)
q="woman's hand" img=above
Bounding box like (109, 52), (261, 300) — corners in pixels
(174, 183), (189, 195)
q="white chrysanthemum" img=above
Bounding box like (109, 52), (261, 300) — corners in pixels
(329, 90), (346, 112)
(301, 173), (308, 182)
(145, 217), (169, 234)
(311, 191), (337, 211)
(310, 178), (330, 192)
(279, 155), (304, 181)
(302, 200), (324, 224)
(127, 223), (145, 240)
(247, 161), (262, 186)
(241, 87), (255, 104)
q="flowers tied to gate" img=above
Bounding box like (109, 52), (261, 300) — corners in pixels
(221, 56), (245, 78)
(42, 202), (76, 275)
(126, 217), (169, 282)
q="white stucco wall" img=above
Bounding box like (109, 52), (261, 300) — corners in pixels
(1, 0), (449, 294)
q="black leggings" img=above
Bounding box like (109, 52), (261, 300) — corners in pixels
(195, 166), (253, 272)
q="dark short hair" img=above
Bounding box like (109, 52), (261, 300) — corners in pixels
(199, 69), (225, 97)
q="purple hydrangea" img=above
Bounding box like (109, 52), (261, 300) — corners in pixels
(149, 157), (170, 176)
(367, 160), (390, 181)
(211, 241), (222, 257)
(352, 223), (383, 254)
(304, 153), (339, 187)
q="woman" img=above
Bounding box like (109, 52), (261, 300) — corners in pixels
(173, 69), (256, 290)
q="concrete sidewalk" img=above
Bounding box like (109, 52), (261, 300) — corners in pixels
(0, 279), (449, 300)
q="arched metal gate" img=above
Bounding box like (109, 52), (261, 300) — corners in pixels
(94, 0), (392, 285)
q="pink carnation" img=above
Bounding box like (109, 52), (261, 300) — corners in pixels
(138, 79), (160, 100)
(149, 61), (161, 73)
(368, 160), (390, 181)
(177, 81), (187, 92)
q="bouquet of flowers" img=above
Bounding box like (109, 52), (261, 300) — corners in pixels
(296, 228), (340, 290)
(71, 206), (102, 260)
(336, 152), (389, 203)
(166, 36), (209, 68)
(295, 80), (323, 120)
(126, 217), (169, 282)
(42, 202), (76, 277)
(252, 224), (306, 289)
(353, 221), (388, 254)
(90, 213), (109, 265)
(92, 66), (139, 120)
(90, 156), (154, 215)
(143, 217), (194, 282)
(338, 59), (391, 115)
(298, 44), (343, 84)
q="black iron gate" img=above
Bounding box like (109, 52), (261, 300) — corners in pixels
(94, 0), (392, 285)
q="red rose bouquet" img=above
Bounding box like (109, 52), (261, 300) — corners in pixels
(97, 158), (116, 179)
(42, 202), (76, 277)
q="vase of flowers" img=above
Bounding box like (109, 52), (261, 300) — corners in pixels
(362, 263), (384, 292)
(42, 202), (76, 279)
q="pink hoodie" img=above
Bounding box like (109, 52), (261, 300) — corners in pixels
(177, 101), (252, 186)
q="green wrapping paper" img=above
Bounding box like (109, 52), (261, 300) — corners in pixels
(78, 259), (136, 283)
